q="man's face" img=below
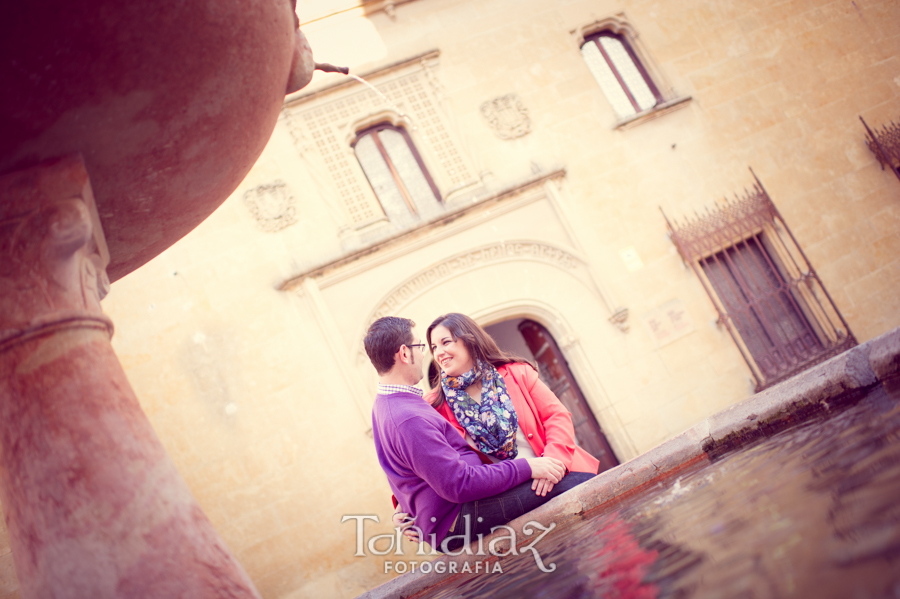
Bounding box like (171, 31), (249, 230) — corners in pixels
(403, 334), (426, 385)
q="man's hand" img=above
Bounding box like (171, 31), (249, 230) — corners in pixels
(525, 457), (565, 484)
(392, 509), (420, 543)
(532, 478), (556, 496)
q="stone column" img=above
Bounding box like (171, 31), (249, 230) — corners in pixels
(0, 155), (261, 598)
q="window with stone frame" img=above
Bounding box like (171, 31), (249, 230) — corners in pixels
(280, 50), (479, 234)
(575, 16), (690, 127)
(665, 174), (857, 391)
(352, 123), (441, 223)
(581, 30), (663, 118)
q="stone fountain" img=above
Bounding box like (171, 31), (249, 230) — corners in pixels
(0, 1), (320, 596)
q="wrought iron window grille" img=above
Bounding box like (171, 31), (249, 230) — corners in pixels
(662, 169), (857, 392)
(861, 116), (900, 183)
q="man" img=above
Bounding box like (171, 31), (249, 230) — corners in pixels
(364, 316), (566, 553)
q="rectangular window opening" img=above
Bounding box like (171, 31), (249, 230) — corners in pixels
(666, 179), (857, 390)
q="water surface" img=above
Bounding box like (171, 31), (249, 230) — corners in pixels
(417, 381), (900, 598)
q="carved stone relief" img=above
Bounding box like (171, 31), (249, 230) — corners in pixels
(481, 94), (532, 140)
(0, 155), (112, 348)
(0, 157), (258, 599)
(243, 180), (298, 232)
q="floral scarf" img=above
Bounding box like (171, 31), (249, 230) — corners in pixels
(441, 359), (518, 459)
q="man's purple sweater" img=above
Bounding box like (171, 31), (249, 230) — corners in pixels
(372, 390), (531, 546)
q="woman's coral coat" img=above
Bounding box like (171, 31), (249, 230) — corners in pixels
(424, 362), (600, 475)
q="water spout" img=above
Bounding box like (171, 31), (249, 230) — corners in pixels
(315, 62), (350, 75)
(309, 63), (418, 131)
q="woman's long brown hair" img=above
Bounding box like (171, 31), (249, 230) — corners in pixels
(426, 313), (536, 409)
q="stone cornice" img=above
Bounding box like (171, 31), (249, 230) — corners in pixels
(283, 49), (440, 108)
(277, 169), (566, 291)
(298, 0), (421, 27)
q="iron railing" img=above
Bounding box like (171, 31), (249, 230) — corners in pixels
(663, 170), (857, 391)
(861, 115), (900, 183)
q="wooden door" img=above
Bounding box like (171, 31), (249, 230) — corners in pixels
(518, 320), (619, 473)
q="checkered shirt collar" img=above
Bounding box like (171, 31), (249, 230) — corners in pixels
(377, 383), (424, 397)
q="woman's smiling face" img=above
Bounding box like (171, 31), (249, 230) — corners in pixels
(429, 324), (475, 378)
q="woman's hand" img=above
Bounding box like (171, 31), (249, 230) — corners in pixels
(532, 478), (556, 496)
(525, 457), (565, 484)
(392, 509), (420, 543)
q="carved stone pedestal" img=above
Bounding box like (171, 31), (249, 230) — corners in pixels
(0, 156), (260, 598)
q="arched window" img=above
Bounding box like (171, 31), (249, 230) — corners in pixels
(581, 31), (663, 118)
(353, 123), (441, 222)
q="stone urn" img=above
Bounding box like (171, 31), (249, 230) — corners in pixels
(0, 1), (318, 597)
(1, 0), (316, 279)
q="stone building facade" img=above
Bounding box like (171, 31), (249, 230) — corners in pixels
(2, 0), (895, 597)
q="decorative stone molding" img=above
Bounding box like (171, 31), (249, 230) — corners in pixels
(481, 94), (531, 140)
(278, 170), (567, 291)
(351, 241), (588, 364)
(0, 155), (113, 350)
(573, 13), (635, 46)
(243, 180), (298, 232)
(371, 241), (580, 321)
(608, 307), (630, 333)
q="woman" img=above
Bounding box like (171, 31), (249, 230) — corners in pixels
(395, 313), (598, 543)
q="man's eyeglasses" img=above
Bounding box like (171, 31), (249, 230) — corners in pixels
(406, 343), (427, 351)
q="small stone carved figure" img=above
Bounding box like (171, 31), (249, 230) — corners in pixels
(481, 94), (532, 140)
(0, 198), (107, 331)
(81, 250), (110, 315)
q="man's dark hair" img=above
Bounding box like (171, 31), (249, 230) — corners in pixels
(364, 316), (415, 375)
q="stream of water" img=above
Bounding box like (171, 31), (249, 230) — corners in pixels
(348, 74), (418, 131)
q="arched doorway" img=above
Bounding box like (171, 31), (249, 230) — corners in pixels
(484, 318), (619, 474)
